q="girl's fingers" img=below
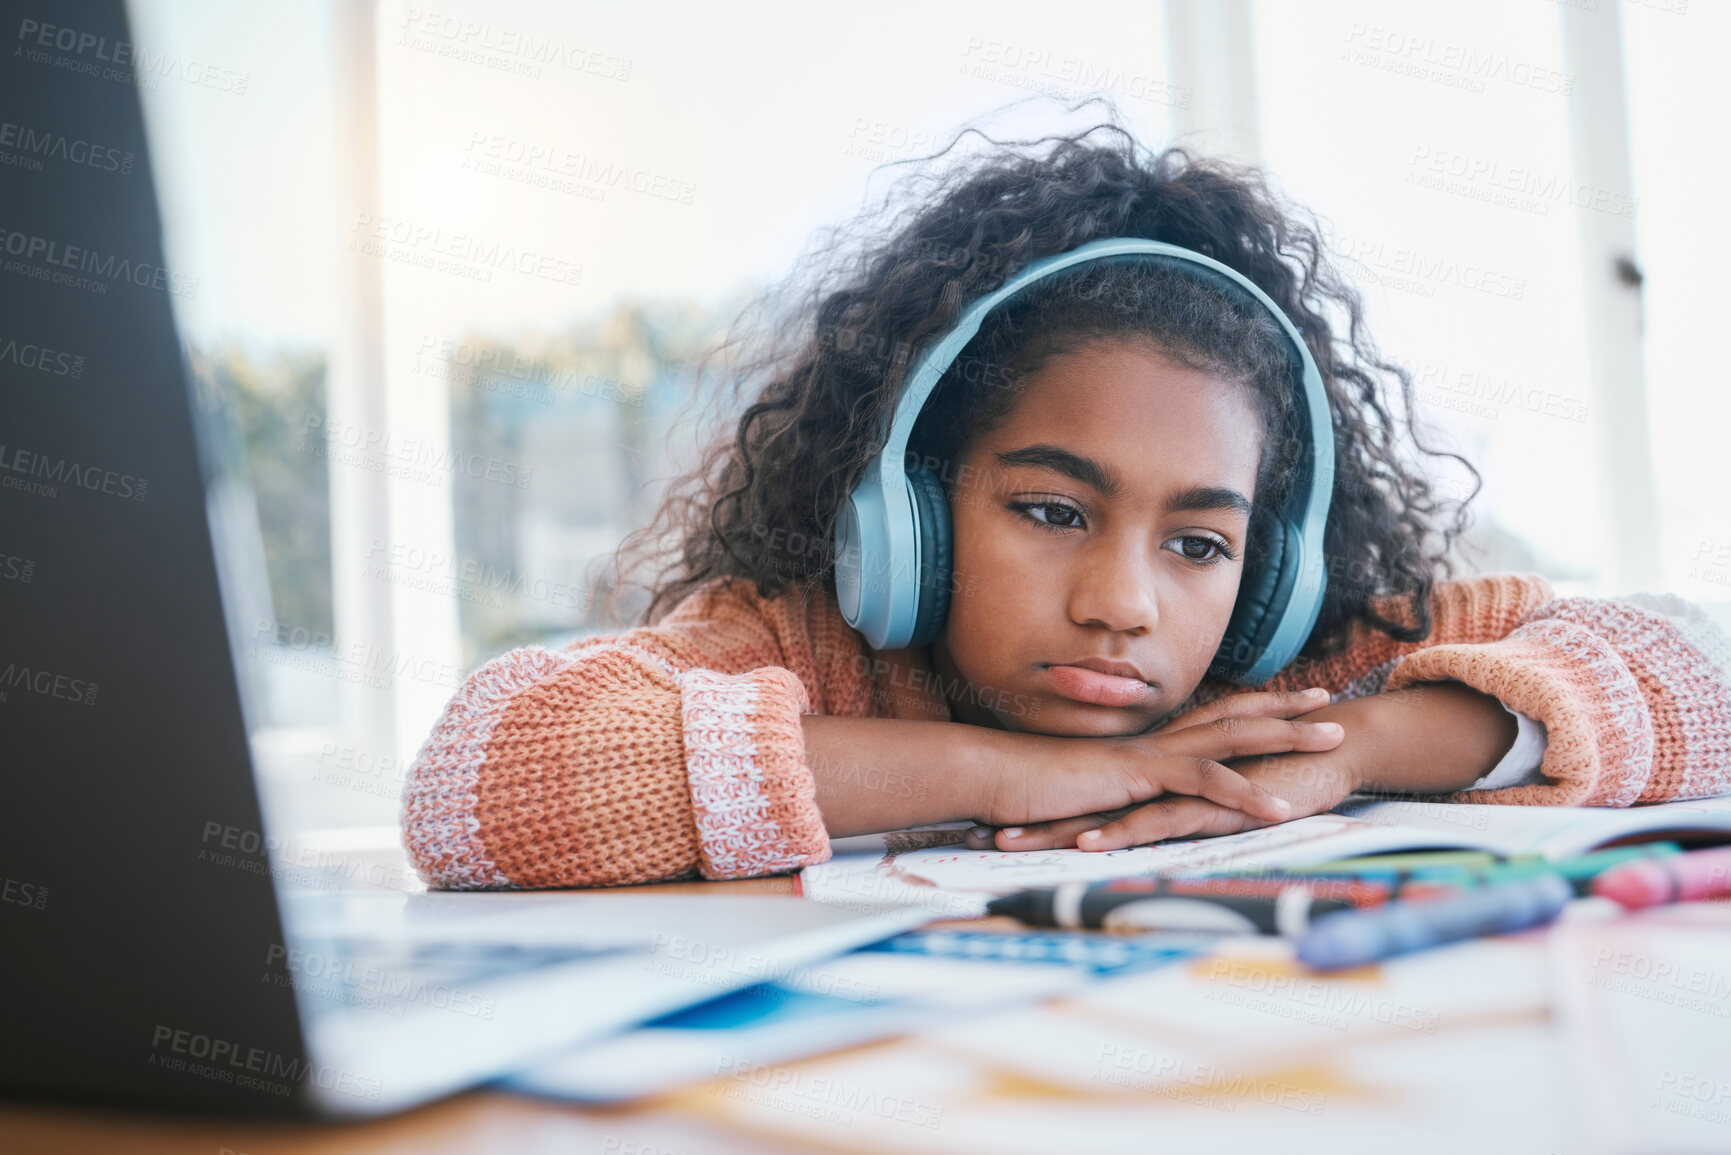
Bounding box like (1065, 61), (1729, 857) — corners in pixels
(965, 825), (999, 850)
(1152, 715), (1345, 764)
(1135, 757), (1292, 823)
(1159, 687), (1331, 733)
(1076, 797), (1263, 852)
(1128, 714), (1344, 821)
(993, 812), (1122, 851)
(987, 798), (1268, 854)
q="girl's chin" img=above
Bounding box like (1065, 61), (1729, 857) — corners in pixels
(997, 697), (1163, 738)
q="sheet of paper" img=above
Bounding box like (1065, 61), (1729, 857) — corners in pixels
(800, 814), (1428, 916)
(508, 932), (1201, 1102)
(1338, 794), (1731, 859)
(656, 936), (1566, 1154)
(803, 798), (1731, 918)
(507, 953), (1073, 1103)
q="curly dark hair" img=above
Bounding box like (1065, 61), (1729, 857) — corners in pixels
(612, 120), (1476, 662)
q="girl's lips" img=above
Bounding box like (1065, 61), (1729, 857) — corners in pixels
(1043, 664), (1154, 707)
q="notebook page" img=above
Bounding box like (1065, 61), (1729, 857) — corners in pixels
(802, 813), (1462, 916)
(1335, 794), (1731, 859)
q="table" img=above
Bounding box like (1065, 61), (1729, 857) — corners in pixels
(6, 853), (1730, 1154)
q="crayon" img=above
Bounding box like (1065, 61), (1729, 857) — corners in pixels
(1216, 844), (1680, 896)
(1295, 873), (1575, 971)
(1592, 844), (1731, 909)
(986, 877), (1356, 936)
(1435, 844), (1679, 892)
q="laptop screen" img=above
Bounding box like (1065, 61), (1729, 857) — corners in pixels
(0, 0), (308, 1114)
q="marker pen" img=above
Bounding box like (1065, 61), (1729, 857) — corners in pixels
(986, 877), (1358, 936)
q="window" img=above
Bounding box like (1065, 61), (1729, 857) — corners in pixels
(132, 0), (1723, 834)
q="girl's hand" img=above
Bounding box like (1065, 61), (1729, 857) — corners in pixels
(966, 687), (1346, 845)
(980, 744), (1362, 852)
(806, 687), (1345, 841)
(1140, 685), (1338, 740)
(975, 682), (1517, 851)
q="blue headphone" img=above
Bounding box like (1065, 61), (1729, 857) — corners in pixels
(831, 236), (1334, 686)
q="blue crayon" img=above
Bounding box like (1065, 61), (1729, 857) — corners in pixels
(1295, 873), (1575, 972)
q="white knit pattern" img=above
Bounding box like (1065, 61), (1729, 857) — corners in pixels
(679, 668), (805, 880)
(1607, 593), (1731, 800)
(1516, 616), (1654, 806)
(1620, 592), (1731, 684)
(400, 647), (577, 889)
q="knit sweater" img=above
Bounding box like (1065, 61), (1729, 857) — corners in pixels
(400, 574), (1731, 890)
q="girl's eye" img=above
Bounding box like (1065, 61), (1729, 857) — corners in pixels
(1166, 535), (1232, 564)
(1012, 501), (1086, 530)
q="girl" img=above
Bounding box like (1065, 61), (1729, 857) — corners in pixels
(402, 125), (1731, 890)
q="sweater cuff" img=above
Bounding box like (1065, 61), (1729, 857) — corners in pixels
(679, 667), (832, 880)
(1382, 621), (1653, 806)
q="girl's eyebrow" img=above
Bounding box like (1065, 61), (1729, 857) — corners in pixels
(1164, 485), (1254, 518)
(992, 445), (1252, 517)
(994, 444), (1120, 497)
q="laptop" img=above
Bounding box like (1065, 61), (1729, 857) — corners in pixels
(0, 0), (918, 1117)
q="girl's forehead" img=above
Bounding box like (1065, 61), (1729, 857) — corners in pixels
(978, 340), (1262, 491)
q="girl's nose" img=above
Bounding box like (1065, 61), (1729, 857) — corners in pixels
(1066, 538), (1158, 635)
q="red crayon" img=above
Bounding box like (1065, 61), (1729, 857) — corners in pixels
(1591, 845), (1731, 909)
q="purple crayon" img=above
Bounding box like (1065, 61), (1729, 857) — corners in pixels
(1295, 873), (1574, 972)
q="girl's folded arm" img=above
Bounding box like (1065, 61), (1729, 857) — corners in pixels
(400, 581), (837, 890)
(1378, 590), (1731, 806)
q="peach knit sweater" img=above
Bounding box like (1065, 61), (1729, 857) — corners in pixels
(401, 574), (1731, 890)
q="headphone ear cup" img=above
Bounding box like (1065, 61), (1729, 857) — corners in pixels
(906, 467), (953, 647)
(1214, 515), (1296, 681)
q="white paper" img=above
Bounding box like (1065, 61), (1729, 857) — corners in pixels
(803, 797), (1731, 917)
(802, 814), (1421, 916)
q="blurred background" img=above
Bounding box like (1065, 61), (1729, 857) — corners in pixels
(120, 0), (1729, 834)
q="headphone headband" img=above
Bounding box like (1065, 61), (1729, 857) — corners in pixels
(834, 237), (1333, 685)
